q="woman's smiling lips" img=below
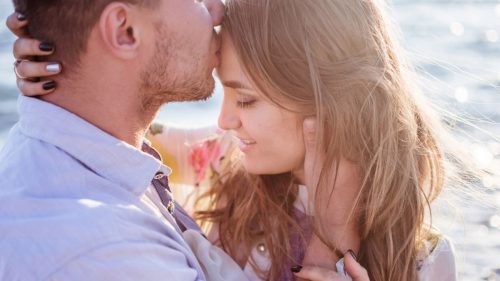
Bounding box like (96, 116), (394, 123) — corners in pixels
(237, 137), (256, 152)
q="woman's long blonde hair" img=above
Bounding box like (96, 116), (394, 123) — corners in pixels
(196, 0), (450, 280)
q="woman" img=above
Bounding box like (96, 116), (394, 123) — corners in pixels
(7, 0), (459, 280)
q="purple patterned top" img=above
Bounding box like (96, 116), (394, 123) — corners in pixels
(277, 207), (314, 281)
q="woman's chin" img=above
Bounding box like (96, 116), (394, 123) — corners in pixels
(242, 160), (290, 176)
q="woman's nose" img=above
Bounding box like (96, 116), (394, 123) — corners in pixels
(218, 95), (241, 130)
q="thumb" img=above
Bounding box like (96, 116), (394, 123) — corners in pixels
(344, 251), (370, 281)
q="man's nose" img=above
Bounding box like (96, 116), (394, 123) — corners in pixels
(203, 0), (225, 26)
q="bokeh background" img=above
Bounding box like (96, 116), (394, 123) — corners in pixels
(1, 0), (499, 280)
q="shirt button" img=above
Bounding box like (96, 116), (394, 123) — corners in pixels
(154, 172), (164, 180)
(167, 201), (175, 214)
(257, 243), (266, 253)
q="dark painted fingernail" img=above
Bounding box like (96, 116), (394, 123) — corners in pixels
(346, 249), (358, 261)
(17, 13), (26, 21)
(42, 81), (57, 91)
(291, 265), (303, 273)
(39, 42), (54, 52)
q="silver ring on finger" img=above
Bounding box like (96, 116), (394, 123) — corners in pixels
(13, 59), (29, 80)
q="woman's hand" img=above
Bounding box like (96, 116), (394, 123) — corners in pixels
(6, 12), (62, 96)
(293, 251), (369, 281)
(302, 117), (361, 249)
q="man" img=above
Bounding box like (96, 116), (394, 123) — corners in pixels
(0, 0), (237, 280)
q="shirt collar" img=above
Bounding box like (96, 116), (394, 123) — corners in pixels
(17, 96), (171, 196)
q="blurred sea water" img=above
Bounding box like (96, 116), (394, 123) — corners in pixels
(1, 0), (500, 280)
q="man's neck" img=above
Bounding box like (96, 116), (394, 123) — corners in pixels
(41, 77), (159, 149)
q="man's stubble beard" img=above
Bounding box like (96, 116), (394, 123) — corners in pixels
(140, 25), (215, 111)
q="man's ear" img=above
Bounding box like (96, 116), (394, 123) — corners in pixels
(98, 3), (142, 60)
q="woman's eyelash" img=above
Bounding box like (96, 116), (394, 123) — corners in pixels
(236, 100), (256, 108)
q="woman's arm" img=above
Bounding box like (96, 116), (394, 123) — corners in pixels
(146, 123), (220, 185)
(147, 123), (236, 214)
(302, 119), (362, 273)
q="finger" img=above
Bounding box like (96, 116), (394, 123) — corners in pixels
(13, 38), (54, 59)
(293, 265), (342, 281)
(6, 12), (29, 37)
(16, 61), (62, 80)
(17, 79), (57, 97)
(344, 251), (370, 281)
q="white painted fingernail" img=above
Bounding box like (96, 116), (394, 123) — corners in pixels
(46, 63), (61, 73)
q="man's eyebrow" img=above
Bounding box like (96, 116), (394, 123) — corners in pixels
(221, 80), (253, 90)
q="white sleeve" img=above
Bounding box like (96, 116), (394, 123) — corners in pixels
(47, 240), (203, 281)
(418, 237), (457, 281)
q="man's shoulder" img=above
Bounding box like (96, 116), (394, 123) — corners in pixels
(0, 125), (88, 191)
(0, 125), (79, 172)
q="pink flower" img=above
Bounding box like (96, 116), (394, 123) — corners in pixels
(188, 139), (221, 186)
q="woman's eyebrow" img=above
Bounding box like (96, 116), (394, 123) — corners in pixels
(221, 80), (253, 90)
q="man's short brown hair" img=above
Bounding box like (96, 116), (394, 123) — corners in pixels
(13, 0), (158, 70)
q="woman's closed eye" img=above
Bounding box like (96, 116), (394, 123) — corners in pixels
(236, 99), (256, 108)
(236, 92), (257, 108)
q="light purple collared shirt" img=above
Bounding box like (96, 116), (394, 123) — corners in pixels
(0, 96), (206, 281)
